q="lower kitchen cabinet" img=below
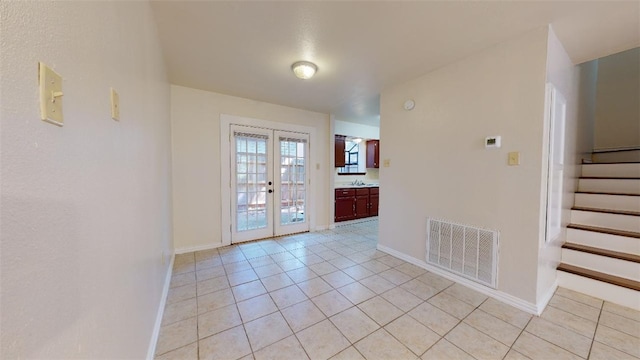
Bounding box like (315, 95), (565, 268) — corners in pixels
(335, 188), (356, 222)
(355, 192), (369, 219)
(334, 187), (379, 222)
(369, 187), (379, 217)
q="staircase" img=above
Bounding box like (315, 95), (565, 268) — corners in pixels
(557, 150), (640, 310)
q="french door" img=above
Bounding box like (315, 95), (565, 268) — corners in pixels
(230, 125), (309, 243)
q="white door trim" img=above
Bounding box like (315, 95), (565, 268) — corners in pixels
(220, 114), (317, 246)
(543, 83), (567, 243)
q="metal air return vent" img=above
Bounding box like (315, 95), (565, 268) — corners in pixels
(426, 218), (499, 288)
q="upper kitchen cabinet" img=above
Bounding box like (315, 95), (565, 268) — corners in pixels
(366, 140), (379, 168)
(335, 135), (346, 167)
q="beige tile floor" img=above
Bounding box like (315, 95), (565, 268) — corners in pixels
(155, 219), (640, 360)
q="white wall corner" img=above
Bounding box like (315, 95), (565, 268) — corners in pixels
(377, 244), (540, 315)
(536, 278), (559, 315)
(146, 254), (175, 360)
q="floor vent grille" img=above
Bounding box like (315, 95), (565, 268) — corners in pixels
(426, 218), (499, 289)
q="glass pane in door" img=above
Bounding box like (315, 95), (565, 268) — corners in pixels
(236, 134), (268, 232)
(279, 138), (306, 225)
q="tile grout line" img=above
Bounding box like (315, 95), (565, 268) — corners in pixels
(505, 315), (535, 360)
(585, 299), (605, 360)
(426, 285), (489, 360)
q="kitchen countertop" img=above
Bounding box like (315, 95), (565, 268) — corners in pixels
(335, 184), (379, 189)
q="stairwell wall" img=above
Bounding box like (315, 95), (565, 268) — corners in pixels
(536, 27), (583, 307)
(593, 47), (640, 151)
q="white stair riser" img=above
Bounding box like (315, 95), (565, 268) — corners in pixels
(571, 210), (640, 233)
(592, 150), (640, 164)
(578, 178), (640, 195)
(582, 163), (640, 178)
(574, 193), (640, 212)
(567, 228), (640, 255)
(557, 271), (640, 311)
(561, 249), (640, 281)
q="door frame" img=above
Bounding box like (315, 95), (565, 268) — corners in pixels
(220, 114), (318, 246)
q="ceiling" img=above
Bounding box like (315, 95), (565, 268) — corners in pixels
(151, 1), (639, 127)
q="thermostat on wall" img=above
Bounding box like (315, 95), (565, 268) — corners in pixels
(485, 136), (501, 148)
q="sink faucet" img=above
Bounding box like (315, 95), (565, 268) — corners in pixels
(351, 180), (365, 185)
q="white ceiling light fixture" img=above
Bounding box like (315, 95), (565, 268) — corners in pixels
(291, 61), (318, 80)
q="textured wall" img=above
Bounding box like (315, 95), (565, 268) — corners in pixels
(0, 2), (172, 358)
(593, 47), (640, 150)
(379, 28), (549, 305)
(170, 85), (330, 252)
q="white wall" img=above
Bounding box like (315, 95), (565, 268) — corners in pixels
(0, 2), (172, 359)
(171, 85), (330, 252)
(536, 27), (582, 307)
(335, 120), (380, 140)
(594, 47), (640, 150)
(379, 27), (549, 306)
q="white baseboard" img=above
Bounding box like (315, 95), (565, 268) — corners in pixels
(376, 244), (540, 315)
(175, 243), (226, 255)
(315, 225), (329, 231)
(146, 253), (175, 360)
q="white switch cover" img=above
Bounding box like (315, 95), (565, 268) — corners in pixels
(39, 62), (64, 126)
(110, 88), (120, 120)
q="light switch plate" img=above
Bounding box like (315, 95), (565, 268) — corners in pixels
(110, 88), (120, 120)
(508, 151), (520, 166)
(39, 62), (64, 126)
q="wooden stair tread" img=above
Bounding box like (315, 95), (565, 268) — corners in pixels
(576, 191), (640, 197)
(567, 224), (640, 239)
(572, 206), (640, 217)
(562, 242), (640, 263)
(557, 263), (640, 291)
(582, 161), (640, 165)
(580, 177), (640, 180)
(592, 148), (640, 154)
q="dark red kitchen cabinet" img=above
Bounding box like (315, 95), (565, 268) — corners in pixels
(366, 140), (379, 168)
(334, 188), (355, 221)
